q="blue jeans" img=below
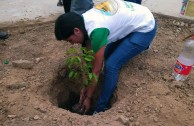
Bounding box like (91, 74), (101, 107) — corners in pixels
(95, 21), (157, 113)
(70, 0), (93, 15)
(125, 0), (142, 4)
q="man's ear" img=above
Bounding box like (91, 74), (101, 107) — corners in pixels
(73, 28), (81, 35)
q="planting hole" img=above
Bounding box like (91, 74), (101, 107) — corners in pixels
(49, 66), (117, 115)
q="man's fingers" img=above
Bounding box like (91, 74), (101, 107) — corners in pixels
(78, 105), (85, 114)
(72, 103), (81, 112)
(83, 105), (89, 114)
(84, 108), (88, 114)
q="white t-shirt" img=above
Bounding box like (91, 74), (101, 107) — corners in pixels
(83, 0), (155, 44)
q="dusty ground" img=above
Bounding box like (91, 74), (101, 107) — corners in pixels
(0, 14), (194, 126)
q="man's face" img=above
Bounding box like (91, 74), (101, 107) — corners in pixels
(66, 28), (84, 44)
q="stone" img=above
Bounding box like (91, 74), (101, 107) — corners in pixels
(8, 115), (17, 118)
(21, 117), (30, 122)
(35, 106), (47, 113)
(129, 117), (134, 122)
(134, 122), (140, 126)
(35, 57), (44, 64)
(180, 22), (185, 27)
(171, 81), (184, 88)
(33, 115), (40, 120)
(117, 115), (129, 125)
(190, 24), (194, 28)
(12, 60), (34, 69)
(189, 27), (194, 33)
(6, 82), (29, 90)
(153, 117), (158, 122)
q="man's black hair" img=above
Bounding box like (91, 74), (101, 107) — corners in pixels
(55, 12), (88, 41)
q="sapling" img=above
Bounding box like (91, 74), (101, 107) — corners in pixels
(66, 47), (99, 115)
(66, 47), (98, 87)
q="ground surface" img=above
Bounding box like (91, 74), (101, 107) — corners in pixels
(0, 14), (194, 126)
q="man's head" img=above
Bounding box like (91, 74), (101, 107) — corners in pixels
(55, 12), (86, 44)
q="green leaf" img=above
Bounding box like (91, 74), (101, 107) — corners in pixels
(75, 56), (81, 63)
(69, 71), (74, 78)
(73, 72), (78, 78)
(88, 50), (94, 55)
(87, 55), (94, 59)
(85, 80), (89, 86)
(88, 73), (93, 80)
(81, 47), (87, 53)
(85, 57), (92, 62)
(65, 47), (96, 87)
(93, 74), (98, 81)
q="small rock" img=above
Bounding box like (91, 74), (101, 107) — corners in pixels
(153, 49), (159, 53)
(20, 87), (26, 91)
(134, 101), (138, 105)
(12, 60), (33, 69)
(6, 82), (29, 90)
(176, 22), (180, 26)
(35, 57), (44, 64)
(129, 117), (134, 122)
(118, 110), (124, 113)
(18, 107), (23, 111)
(43, 115), (47, 120)
(35, 106), (47, 113)
(179, 94), (184, 98)
(53, 118), (58, 121)
(185, 23), (189, 27)
(189, 27), (194, 32)
(190, 24), (194, 28)
(171, 81), (184, 88)
(19, 30), (25, 34)
(52, 120), (57, 124)
(134, 122), (140, 126)
(10, 118), (16, 123)
(8, 115), (17, 118)
(163, 75), (173, 81)
(170, 104), (174, 108)
(172, 20), (176, 25)
(117, 115), (129, 125)
(153, 117), (158, 122)
(180, 22), (185, 27)
(21, 117), (30, 122)
(126, 107), (131, 112)
(9, 102), (16, 106)
(144, 107), (149, 112)
(34, 115), (40, 120)
(176, 28), (181, 33)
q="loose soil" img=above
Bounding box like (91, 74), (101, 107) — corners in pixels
(0, 14), (194, 126)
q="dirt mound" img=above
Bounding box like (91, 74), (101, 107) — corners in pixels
(0, 14), (194, 126)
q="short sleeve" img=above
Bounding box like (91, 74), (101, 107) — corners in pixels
(90, 28), (110, 53)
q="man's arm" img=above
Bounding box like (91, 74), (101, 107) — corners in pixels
(86, 46), (105, 97)
(82, 46), (105, 114)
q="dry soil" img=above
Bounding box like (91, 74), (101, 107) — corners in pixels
(0, 14), (194, 126)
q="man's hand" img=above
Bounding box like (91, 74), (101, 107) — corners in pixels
(82, 96), (91, 114)
(79, 88), (86, 105)
(72, 94), (91, 115)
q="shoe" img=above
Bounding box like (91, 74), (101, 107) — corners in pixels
(0, 32), (8, 39)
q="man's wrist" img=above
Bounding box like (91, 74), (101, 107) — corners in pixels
(85, 95), (92, 99)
